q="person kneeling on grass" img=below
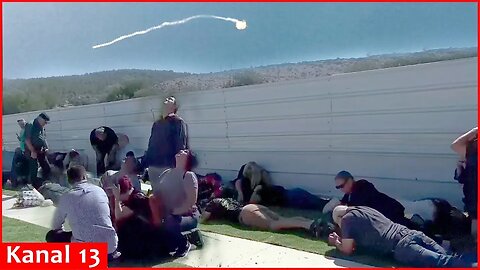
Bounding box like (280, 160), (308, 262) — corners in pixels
(46, 165), (120, 262)
(107, 175), (181, 260)
(200, 198), (329, 237)
(329, 205), (476, 268)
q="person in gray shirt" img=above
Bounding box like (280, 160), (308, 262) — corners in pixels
(46, 165), (120, 261)
(329, 205), (475, 268)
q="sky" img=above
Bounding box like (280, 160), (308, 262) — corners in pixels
(3, 2), (478, 79)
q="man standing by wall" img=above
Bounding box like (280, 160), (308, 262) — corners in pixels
(90, 126), (119, 176)
(145, 96), (188, 182)
(24, 113), (50, 189)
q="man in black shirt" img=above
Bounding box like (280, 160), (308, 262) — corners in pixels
(330, 205), (474, 267)
(334, 170), (411, 227)
(24, 113), (51, 188)
(90, 126), (119, 176)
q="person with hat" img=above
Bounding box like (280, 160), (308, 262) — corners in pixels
(24, 112), (51, 188)
(145, 96), (188, 183)
(332, 170), (411, 227)
(90, 126), (119, 176)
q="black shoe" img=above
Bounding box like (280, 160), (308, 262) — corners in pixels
(174, 242), (191, 258)
(309, 219), (322, 238)
(187, 229), (204, 248)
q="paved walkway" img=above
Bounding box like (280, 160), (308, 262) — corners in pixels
(2, 195), (372, 268)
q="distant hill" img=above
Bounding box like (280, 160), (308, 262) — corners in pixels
(3, 47), (477, 115)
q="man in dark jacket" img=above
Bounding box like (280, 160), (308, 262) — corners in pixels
(145, 96), (188, 182)
(334, 170), (412, 228)
(25, 113), (51, 188)
(90, 126), (119, 176)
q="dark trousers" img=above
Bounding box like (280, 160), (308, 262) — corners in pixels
(394, 230), (470, 267)
(163, 211), (200, 252)
(27, 152), (50, 189)
(46, 229), (73, 243)
(46, 230), (119, 261)
(94, 144), (119, 177)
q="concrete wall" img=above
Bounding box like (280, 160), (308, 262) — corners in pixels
(3, 57), (477, 207)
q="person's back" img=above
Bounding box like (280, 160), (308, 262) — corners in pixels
(57, 181), (117, 252)
(343, 180), (406, 225)
(152, 168), (187, 214)
(341, 206), (406, 255)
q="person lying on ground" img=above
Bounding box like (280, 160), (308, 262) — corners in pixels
(106, 176), (180, 260)
(231, 162), (272, 203)
(249, 184), (329, 210)
(329, 205), (476, 268)
(451, 127), (477, 236)
(331, 170), (415, 228)
(46, 165), (120, 262)
(200, 197), (331, 238)
(151, 149), (203, 255)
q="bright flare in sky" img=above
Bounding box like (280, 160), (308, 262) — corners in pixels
(93, 15), (247, 49)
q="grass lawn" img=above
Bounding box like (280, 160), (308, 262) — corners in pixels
(200, 207), (397, 267)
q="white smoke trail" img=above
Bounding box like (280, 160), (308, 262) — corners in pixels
(93, 15), (247, 49)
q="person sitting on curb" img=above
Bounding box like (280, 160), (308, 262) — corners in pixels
(46, 165), (121, 262)
(329, 205), (476, 268)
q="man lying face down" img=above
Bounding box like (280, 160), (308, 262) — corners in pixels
(329, 205), (476, 268)
(200, 197), (333, 238)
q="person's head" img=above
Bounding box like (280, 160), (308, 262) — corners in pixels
(118, 175), (134, 202)
(67, 165), (87, 185)
(68, 149), (80, 159)
(94, 127), (107, 141)
(163, 96), (178, 116)
(334, 170), (355, 194)
(17, 119), (26, 129)
(174, 149), (198, 171)
(332, 205), (349, 227)
(37, 113), (50, 127)
(122, 153), (137, 173)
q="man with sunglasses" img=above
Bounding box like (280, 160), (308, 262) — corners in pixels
(334, 170), (411, 227)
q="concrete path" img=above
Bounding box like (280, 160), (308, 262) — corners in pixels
(2, 195), (372, 268)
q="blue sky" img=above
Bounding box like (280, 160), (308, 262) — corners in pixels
(3, 2), (477, 79)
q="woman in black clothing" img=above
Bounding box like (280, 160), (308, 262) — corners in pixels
(201, 198), (324, 237)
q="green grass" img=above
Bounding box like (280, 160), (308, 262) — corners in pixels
(2, 189), (18, 197)
(200, 207), (397, 267)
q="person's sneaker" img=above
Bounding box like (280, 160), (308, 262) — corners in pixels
(187, 229), (204, 248)
(174, 242), (191, 258)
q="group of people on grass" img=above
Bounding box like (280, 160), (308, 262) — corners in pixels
(9, 96), (477, 267)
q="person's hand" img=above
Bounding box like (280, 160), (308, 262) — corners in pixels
(107, 185), (121, 201)
(328, 232), (339, 246)
(31, 152), (37, 159)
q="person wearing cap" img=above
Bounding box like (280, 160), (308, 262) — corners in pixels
(333, 170), (411, 227)
(46, 165), (120, 262)
(24, 112), (51, 188)
(90, 126), (119, 176)
(329, 205), (475, 267)
(107, 176), (179, 259)
(145, 96), (188, 183)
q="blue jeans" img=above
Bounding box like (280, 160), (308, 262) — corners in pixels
(394, 230), (470, 267)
